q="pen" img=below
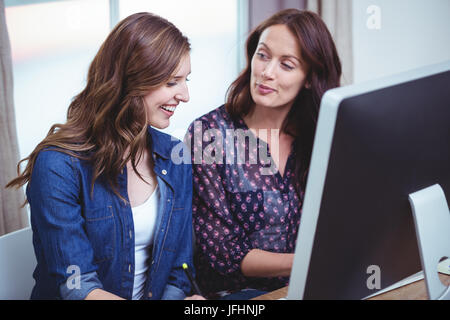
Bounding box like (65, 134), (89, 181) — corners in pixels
(182, 263), (203, 296)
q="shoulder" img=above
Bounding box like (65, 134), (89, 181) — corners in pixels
(29, 147), (81, 191)
(34, 147), (79, 171)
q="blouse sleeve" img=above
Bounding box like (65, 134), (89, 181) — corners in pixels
(188, 120), (253, 276)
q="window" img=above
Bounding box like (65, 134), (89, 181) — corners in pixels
(6, 0), (240, 160)
(6, 0), (110, 160)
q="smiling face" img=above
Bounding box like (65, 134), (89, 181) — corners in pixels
(143, 53), (191, 129)
(250, 24), (308, 112)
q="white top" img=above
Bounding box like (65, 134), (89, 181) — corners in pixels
(131, 185), (159, 300)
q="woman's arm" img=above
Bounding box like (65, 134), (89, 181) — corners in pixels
(240, 249), (294, 278)
(28, 150), (114, 299)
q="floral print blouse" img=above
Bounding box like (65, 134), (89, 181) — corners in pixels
(186, 105), (303, 298)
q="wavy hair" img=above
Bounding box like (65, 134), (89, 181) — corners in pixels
(226, 9), (341, 190)
(7, 12), (190, 202)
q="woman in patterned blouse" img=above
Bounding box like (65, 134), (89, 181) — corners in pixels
(186, 9), (342, 299)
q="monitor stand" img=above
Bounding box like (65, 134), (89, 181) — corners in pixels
(409, 184), (450, 300)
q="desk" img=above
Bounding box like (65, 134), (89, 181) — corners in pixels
(252, 273), (450, 300)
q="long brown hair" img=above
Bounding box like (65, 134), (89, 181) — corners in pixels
(7, 12), (190, 201)
(226, 9), (341, 190)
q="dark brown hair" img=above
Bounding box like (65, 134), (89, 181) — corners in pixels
(7, 12), (190, 201)
(226, 9), (341, 190)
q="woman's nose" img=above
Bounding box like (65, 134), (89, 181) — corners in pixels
(262, 60), (276, 79)
(175, 83), (189, 103)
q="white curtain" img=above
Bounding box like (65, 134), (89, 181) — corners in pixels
(306, 0), (354, 85)
(248, 0), (306, 30)
(0, 0), (28, 236)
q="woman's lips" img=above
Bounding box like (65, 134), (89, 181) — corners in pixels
(160, 104), (177, 116)
(257, 83), (276, 95)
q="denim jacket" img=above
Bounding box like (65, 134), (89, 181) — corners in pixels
(27, 126), (193, 300)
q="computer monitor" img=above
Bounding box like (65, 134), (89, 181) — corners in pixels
(287, 61), (450, 300)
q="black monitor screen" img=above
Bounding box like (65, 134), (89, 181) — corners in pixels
(289, 63), (450, 300)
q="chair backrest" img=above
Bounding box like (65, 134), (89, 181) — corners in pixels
(0, 227), (36, 299)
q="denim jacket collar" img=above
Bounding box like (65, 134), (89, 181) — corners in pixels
(148, 126), (173, 160)
(147, 126), (180, 191)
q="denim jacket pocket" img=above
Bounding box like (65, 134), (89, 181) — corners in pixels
(84, 206), (115, 263)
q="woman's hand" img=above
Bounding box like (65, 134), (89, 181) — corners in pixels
(184, 295), (206, 300)
(85, 288), (125, 300)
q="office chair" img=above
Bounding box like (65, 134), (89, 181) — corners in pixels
(0, 227), (36, 299)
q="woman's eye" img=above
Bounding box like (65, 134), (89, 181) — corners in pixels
(167, 77), (189, 87)
(281, 62), (294, 70)
(256, 52), (268, 60)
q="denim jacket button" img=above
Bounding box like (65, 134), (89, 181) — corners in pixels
(162, 169), (167, 175)
(148, 291), (153, 298)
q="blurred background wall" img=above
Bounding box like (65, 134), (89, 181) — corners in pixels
(2, 0), (450, 235)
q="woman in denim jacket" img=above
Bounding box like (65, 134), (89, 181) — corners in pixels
(7, 13), (201, 300)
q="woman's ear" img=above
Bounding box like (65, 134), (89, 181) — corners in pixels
(304, 82), (311, 89)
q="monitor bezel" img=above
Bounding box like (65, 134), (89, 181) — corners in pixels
(287, 60), (450, 300)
